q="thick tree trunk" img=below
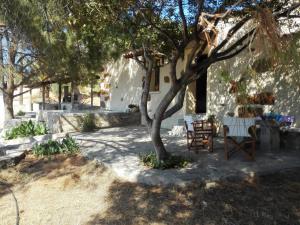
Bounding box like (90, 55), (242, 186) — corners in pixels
(90, 81), (93, 108)
(150, 118), (169, 161)
(139, 53), (184, 162)
(3, 73), (15, 121)
(3, 92), (14, 120)
(42, 85), (46, 110)
(58, 82), (62, 110)
(149, 84), (181, 161)
(71, 82), (75, 110)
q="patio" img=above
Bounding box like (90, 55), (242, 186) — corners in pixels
(74, 126), (300, 186)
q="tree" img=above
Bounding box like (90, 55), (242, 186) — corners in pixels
(0, 24), (41, 119)
(0, 0), (106, 118)
(70, 0), (300, 162)
(0, 0), (56, 119)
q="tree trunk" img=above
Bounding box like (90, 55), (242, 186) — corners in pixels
(139, 53), (183, 162)
(71, 82), (75, 110)
(30, 89), (33, 111)
(90, 81), (93, 108)
(150, 118), (169, 161)
(42, 85), (45, 110)
(149, 84), (181, 161)
(3, 92), (14, 120)
(19, 85), (23, 105)
(58, 82), (62, 110)
(3, 72), (15, 121)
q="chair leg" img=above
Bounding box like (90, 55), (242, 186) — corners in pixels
(251, 141), (256, 160)
(209, 136), (213, 152)
(187, 136), (190, 150)
(224, 128), (229, 160)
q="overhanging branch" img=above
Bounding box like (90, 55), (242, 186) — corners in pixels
(163, 85), (186, 120)
(178, 0), (188, 43)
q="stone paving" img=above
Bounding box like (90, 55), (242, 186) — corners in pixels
(74, 126), (300, 186)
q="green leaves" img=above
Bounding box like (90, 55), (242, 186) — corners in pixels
(4, 120), (48, 140)
(32, 135), (80, 156)
(81, 113), (97, 132)
(140, 151), (190, 170)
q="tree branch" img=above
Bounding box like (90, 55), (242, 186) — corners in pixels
(170, 52), (179, 85)
(276, 3), (300, 18)
(211, 15), (251, 56)
(216, 41), (250, 62)
(163, 85), (186, 120)
(138, 9), (179, 51)
(216, 28), (256, 58)
(13, 87), (34, 98)
(139, 48), (153, 126)
(178, 0), (188, 43)
(193, 0), (205, 40)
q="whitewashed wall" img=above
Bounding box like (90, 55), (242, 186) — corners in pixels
(207, 51), (300, 128)
(0, 92), (4, 127)
(106, 57), (186, 129)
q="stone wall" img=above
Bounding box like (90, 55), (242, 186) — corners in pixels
(39, 110), (141, 133)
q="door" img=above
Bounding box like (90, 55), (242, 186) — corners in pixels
(195, 71), (207, 114)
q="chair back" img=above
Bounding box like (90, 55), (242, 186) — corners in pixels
(193, 120), (213, 134)
(223, 117), (256, 137)
(184, 115), (194, 131)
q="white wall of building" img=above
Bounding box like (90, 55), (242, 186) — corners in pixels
(106, 57), (186, 129)
(207, 50), (300, 128)
(0, 92), (5, 128)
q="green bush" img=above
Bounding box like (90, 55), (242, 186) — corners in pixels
(32, 135), (79, 156)
(140, 152), (190, 170)
(16, 110), (26, 116)
(81, 113), (96, 132)
(5, 120), (48, 140)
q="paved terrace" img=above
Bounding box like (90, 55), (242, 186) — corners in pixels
(73, 126), (300, 186)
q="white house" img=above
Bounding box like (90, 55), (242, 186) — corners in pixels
(102, 22), (300, 129)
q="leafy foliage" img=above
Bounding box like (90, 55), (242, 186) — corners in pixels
(16, 110), (26, 116)
(81, 113), (97, 132)
(32, 135), (79, 156)
(140, 152), (190, 169)
(5, 120), (48, 140)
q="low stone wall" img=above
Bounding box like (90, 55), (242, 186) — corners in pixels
(39, 110), (141, 133)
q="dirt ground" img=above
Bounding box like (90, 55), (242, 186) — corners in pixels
(0, 154), (299, 225)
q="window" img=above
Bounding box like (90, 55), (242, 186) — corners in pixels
(149, 66), (160, 92)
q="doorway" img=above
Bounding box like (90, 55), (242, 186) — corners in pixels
(195, 71), (207, 114)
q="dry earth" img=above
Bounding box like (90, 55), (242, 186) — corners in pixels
(0, 154), (299, 225)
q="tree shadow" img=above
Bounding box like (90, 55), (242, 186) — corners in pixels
(85, 169), (300, 225)
(1, 153), (107, 190)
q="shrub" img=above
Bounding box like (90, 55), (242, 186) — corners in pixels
(32, 135), (79, 156)
(5, 120), (48, 140)
(81, 113), (97, 132)
(16, 110), (26, 116)
(140, 152), (190, 169)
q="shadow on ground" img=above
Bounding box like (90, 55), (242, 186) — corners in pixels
(73, 126), (300, 185)
(85, 169), (300, 225)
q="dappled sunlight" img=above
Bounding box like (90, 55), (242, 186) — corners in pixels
(85, 170), (300, 225)
(207, 48), (300, 127)
(70, 126), (300, 186)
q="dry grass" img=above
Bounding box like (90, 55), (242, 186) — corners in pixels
(87, 171), (300, 225)
(0, 154), (300, 225)
(0, 154), (115, 225)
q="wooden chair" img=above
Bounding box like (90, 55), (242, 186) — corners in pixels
(184, 116), (213, 152)
(223, 117), (256, 160)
